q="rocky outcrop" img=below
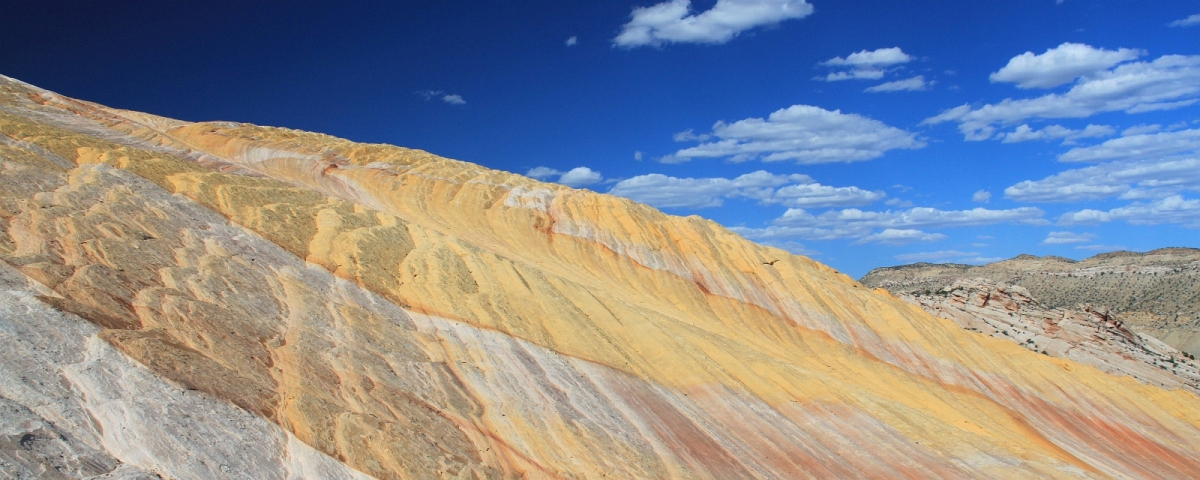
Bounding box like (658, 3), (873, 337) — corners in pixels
(861, 250), (1200, 356)
(896, 279), (1200, 395)
(0, 256), (370, 480)
(3, 74), (1200, 478)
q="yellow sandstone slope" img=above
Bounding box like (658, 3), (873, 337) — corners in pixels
(1, 74), (1199, 479)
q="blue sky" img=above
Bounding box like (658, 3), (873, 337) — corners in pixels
(3, 1), (1198, 277)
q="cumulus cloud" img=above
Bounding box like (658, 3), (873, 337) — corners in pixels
(770, 183), (887, 208)
(893, 250), (1002, 264)
(670, 104), (925, 164)
(672, 129), (712, 142)
(972, 190), (992, 203)
(924, 51), (1200, 140)
(856, 229), (945, 245)
(526, 166), (563, 180)
(417, 90), (467, 105)
(819, 47), (912, 82)
(732, 205), (1044, 242)
(1057, 209), (1112, 225)
(1058, 127), (1200, 162)
(613, 0), (813, 48)
(1004, 157), (1200, 202)
(558, 167), (603, 187)
(1001, 124), (1115, 144)
(1169, 14), (1200, 27)
(1041, 231), (1096, 244)
(606, 170), (886, 209)
(774, 206), (1045, 229)
(566, 36), (578, 46)
(990, 43), (1143, 89)
(823, 47), (913, 67)
(1122, 124), (1162, 136)
(865, 76), (931, 93)
(1059, 195), (1200, 227)
(525, 166), (603, 187)
(821, 69), (885, 82)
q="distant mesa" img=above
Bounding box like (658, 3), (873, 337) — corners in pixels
(863, 247), (1200, 357)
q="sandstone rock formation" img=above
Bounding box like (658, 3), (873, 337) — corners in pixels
(893, 279), (1200, 395)
(861, 250), (1200, 356)
(2, 74), (1200, 478)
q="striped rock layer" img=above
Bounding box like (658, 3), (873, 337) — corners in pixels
(1, 74), (1199, 479)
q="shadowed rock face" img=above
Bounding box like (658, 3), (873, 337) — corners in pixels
(861, 250), (1200, 356)
(1, 74), (1200, 479)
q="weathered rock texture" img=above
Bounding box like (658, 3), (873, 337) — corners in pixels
(2, 74), (1200, 478)
(893, 279), (1200, 395)
(861, 250), (1200, 356)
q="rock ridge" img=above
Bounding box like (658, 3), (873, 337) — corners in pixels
(3, 74), (1200, 478)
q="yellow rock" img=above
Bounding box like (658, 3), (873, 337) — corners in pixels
(2, 74), (1200, 479)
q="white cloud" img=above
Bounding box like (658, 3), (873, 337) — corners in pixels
(1121, 124), (1162, 136)
(856, 229), (945, 245)
(1059, 195), (1200, 227)
(566, 36), (578, 46)
(613, 0), (813, 48)
(634, 151), (644, 161)
(885, 198), (913, 207)
(606, 170), (886, 209)
(1057, 209), (1113, 225)
(526, 166), (603, 187)
(1001, 124), (1115, 144)
(671, 104), (925, 164)
(893, 250), (1001, 264)
(972, 190), (992, 203)
(1005, 157), (1200, 202)
(526, 166), (563, 180)
(1041, 231), (1096, 244)
(1169, 14), (1200, 28)
(773, 206), (1045, 229)
(819, 47), (912, 83)
(820, 69), (885, 82)
(557, 167), (604, 187)
(822, 47), (913, 67)
(672, 129), (711, 142)
(417, 90), (466, 105)
(771, 182), (887, 208)
(924, 52), (1200, 140)
(865, 76), (930, 93)
(989, 43), (1143, 89)
(733, 205), (1044, 242)
(1058, 127), (1200, 162)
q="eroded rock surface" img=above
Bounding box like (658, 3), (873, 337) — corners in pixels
(896, 279), (1200, 395)
(862, 251), (1200, 356)
(0, 260), (370, 480)
(2, 74), (1200, 478)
